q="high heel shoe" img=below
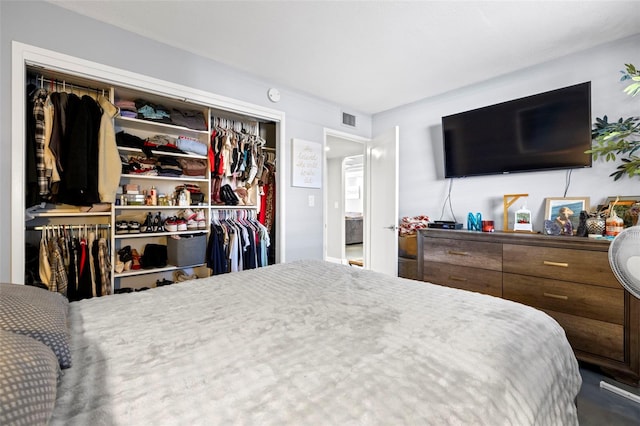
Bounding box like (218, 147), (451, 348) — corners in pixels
(152, 212), (162, 232)
(131, 248), (141, 270)
(141, 212), (153, 233)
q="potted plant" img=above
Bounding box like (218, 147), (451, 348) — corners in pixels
(587, 63), (640, 180)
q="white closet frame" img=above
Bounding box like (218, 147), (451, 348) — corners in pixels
(10, 41), (286, 284)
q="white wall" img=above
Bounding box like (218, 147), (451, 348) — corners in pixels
(0, 1), (372, 281)
(373, 34), (640, 230)
(326, 158), (343, 260)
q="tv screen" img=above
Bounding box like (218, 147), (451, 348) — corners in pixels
(442, 82), (592, 178)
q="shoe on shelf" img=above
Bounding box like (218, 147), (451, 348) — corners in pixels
(129, 221), (141, 233)
(187, 218), (198, 230)
(118, 246), (132, 262)
(118, 246), (133, 271)
(116, 221), (129, 234)
(164, 216), (178, 232)
(115, 260), (125, 273)
(141, 212), (153, 233)
(195, 209), (207, 229)
(181, 208), (196, 221)
(176, 218), (187, 232)
(173, 270), (198, 282)
(155, 212), (164, 232)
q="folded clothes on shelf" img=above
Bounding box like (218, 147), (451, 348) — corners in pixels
(176, 135), (208, 156)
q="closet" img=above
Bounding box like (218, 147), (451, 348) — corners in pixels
(23, 63), (279, 296)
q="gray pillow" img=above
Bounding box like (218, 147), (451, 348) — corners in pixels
(0, 329), (60, 426)
(0, 283), (71, 368)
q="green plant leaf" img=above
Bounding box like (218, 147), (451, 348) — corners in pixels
(590, 63), (640, 180)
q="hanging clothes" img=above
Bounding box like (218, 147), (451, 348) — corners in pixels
(32, 88), (50, 198)
(26, 85), (39, 208)
(26, 77), (119, 206)
(97, 95), (121, 203)
(210, 117), (267, 208)
(98, 238), (112, 297)
(61, 95), (102, 206)
(31, 224), (111, 300)
(207, 210), (269, 275)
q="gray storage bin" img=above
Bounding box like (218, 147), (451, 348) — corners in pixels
(167, 234), (207, 267)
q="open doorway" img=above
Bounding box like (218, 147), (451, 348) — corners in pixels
(344, 155), (364, 265)
(324, 132), (367, 266)
(324, 126), (399, 275)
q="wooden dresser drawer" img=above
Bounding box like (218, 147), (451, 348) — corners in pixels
(398, 257), (419, 281)
(542, 309), (625, 362)
(424, 263), (502, 297)
(503, 244), (619, 288)
(503, 273), (624, 324)
(423, 237), (502, 271)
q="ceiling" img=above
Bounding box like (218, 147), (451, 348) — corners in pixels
(48, 1), (640, 115)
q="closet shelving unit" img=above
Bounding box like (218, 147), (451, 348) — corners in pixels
(112, 87), (212, 289)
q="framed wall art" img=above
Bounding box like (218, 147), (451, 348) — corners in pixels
(291, 138), (322, 188)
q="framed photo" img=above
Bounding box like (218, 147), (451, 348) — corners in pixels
(604, 197), (640, 227)
(544, 197), (590, 235)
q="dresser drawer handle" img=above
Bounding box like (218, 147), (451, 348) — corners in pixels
(448, 250), (469, 256)
(449, 276), (468, 282)
(543, 260), (569, 268)
(543, 292), (569, 300)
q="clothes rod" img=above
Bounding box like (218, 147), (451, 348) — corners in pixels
(26, 224), (112, 231)
(28, 74), (109, 96)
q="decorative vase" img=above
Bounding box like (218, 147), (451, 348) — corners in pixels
(606, 209), (624, 237)
(586, 214), (606, 236)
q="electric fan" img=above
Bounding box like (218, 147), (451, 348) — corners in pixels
(601, 226), (640, 403)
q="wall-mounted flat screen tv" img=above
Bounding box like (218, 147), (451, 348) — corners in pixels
(442, 82), (592, 178)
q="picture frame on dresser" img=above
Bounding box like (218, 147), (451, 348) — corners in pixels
(544, 197), (590, 235)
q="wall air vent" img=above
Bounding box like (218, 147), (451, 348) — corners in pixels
(342, 112), (357, 127)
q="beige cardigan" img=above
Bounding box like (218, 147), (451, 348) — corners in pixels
(97, 96), (121, 203)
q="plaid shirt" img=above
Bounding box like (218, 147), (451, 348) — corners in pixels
(97, 238), (111, 296)
(32, 88), (49, 197)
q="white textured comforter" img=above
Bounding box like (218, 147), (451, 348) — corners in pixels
(51, 260), (581, 425)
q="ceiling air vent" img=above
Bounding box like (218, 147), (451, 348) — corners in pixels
(342, 112), (357, 127)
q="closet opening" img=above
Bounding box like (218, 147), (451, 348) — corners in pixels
(13, 42), (285, 287)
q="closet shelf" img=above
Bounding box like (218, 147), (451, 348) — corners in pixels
(115, 205), (208, 210)
(114, 230), (206, 239)
(114, 263), (206, 278)
(28, 211), (112, 218)
(119, 174), (208, 183)
(211, 205), (258, 210)
(117, 146), (208, 160)
(115, 115), (209, 136)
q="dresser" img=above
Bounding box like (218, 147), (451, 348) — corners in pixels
(418, 228), (640, 386)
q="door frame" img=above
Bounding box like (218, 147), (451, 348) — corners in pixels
(10, 41), (286, 283)
(323, 128), (369, 265)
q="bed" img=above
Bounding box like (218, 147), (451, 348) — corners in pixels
(1, 259), (581, 425)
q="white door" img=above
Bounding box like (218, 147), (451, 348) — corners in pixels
(365, 127), (399, 276)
